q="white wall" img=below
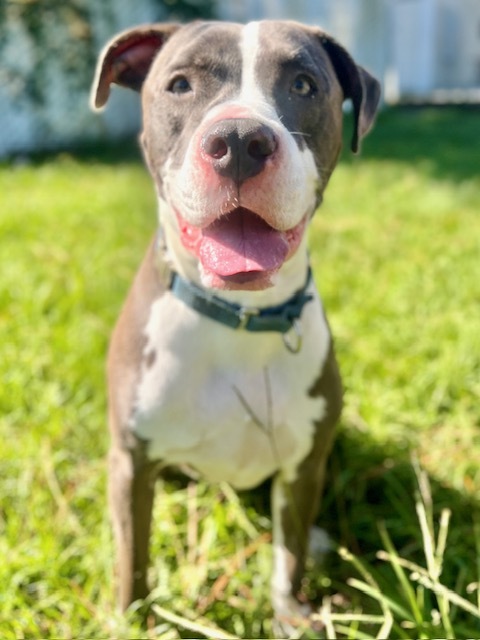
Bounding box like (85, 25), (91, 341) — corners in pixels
(389, 0), (437, 97)
(388, 0), (480, 99)
(435, 0), (480, 89)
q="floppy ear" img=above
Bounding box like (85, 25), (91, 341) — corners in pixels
(91, 23), (180, 111)
(320, 35), (381, 153)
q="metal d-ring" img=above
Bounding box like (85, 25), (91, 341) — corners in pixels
(282, 318), (303, 354)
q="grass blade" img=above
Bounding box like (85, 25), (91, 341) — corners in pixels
(152, 604), (239, 639)
(378, 521), (424, 627)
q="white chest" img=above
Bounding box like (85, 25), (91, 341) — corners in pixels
(131, 288), (330, 489)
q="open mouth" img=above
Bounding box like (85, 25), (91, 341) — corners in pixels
(200, 207), (289, 274)
(178, 207), (306, 288)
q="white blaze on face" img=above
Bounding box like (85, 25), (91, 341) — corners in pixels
(239, 22), (278, 119)
(237, 21), (320, 228)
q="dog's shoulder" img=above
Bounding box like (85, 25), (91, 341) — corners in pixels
(107, 237), (170, 430)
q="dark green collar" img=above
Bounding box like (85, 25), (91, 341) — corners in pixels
(170, 268), (313, 334)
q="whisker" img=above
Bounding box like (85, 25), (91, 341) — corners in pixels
(290, 131), (312, 138)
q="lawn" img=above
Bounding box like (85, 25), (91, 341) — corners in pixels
(1, 107), (479, 638)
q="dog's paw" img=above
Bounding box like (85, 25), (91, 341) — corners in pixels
(272, 605), (325, 639)
(272, 591), (319, 638)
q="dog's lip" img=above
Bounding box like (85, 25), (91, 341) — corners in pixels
(214, 270), (276, 289)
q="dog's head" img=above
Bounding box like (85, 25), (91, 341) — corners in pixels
(92, 21), (380, 291)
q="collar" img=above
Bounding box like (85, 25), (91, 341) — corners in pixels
(169, 268), (314, 335)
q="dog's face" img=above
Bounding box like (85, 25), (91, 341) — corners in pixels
(92, 21), (380, 291)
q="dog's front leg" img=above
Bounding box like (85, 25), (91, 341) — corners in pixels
(108, 445), (157, 610)
(270, 343), (343, 627)
(270, 445), (332, 627)
(271, 393), (340, 629)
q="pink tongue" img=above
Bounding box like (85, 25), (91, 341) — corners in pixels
(199, 209), (289, 277)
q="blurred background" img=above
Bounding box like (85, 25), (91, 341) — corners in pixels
(1, 0), (479, 159)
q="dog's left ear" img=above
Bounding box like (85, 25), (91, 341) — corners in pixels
(91, 23), (180, 110)
(320, 34), (381, 153)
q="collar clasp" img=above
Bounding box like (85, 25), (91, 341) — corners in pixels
(237, 306), (260, 330)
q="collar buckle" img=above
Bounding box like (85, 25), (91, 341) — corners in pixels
(237, 306), (260, 330)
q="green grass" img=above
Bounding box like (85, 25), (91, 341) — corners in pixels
(1, 107), (479, 638)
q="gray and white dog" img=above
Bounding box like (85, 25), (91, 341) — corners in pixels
(91, 19), (380, 629)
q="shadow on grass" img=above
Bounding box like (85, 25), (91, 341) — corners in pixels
(71, 136), (144, 165)
(227, 418), (479, 607)
(342, 105), (480, 183)
(2, 136), (144, 168)
(320, 426), (479, 610)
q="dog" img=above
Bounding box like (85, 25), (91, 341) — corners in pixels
(91, 19), (380, 629)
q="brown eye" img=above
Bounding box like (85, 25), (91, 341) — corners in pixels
(168, 76), (192, 94)
(291, 74), (317, 97)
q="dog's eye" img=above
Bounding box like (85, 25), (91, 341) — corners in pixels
(168, 76), (192, 94)
(291, 74), (317, 97)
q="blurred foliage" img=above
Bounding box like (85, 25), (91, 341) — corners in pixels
(159, 0), (216, 20)
(0, 0), (95, 105)
(0, 0), (216, 108)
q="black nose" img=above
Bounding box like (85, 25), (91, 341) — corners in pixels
(201, 118), (277, 184)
